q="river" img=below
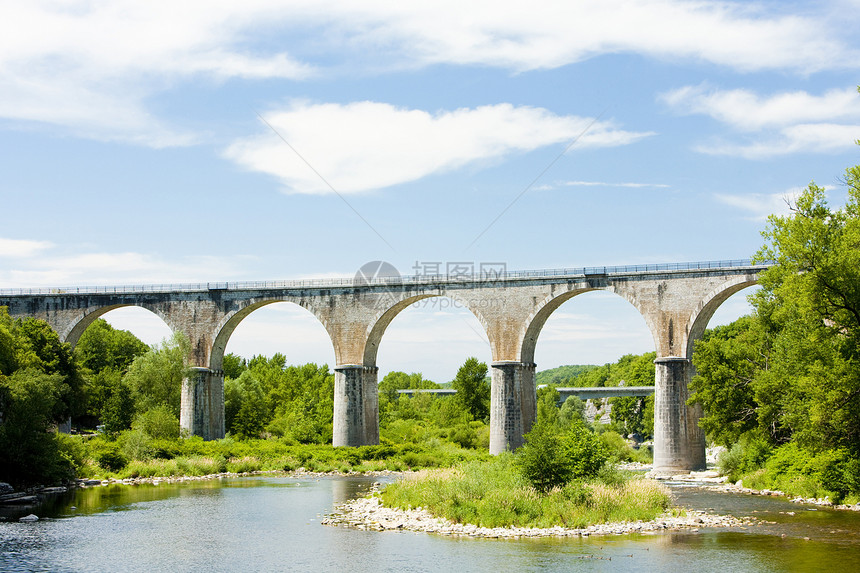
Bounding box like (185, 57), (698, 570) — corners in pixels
(2, 475), (860, 572)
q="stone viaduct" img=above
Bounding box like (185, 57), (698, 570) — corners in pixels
(0, 260), (769, 475)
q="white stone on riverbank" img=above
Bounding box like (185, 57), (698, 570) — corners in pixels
(73, 468), (402, 489)
(322, 495), (757, 539)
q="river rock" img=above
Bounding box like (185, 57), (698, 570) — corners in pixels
(0, 482), (13, 495)
(19, 514), (39, 522)
(323, 495), (756, 539)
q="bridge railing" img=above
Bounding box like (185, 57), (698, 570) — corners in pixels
(0, 259), (773, 296)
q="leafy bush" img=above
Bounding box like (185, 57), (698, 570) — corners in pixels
(93, 441), (128, 472)
(517, 421), (609, 493)
(132, 405), (180, 440)
(718, 434), (772, 481)
(120, 429), (156, 461)
(517, 420), (573, 493)
(598, 431), (635, 463)
(566, 425), (609, 480)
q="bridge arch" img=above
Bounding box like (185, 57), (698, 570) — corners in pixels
(363, 291), (491, 368)
(520, 286), (654, 364)
(63, 304), (173, 348)
(685, 276), (760, 359)
(209, 298), (335, 372)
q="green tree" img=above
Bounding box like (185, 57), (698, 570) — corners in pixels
(123, 332), (189, 417)
(225, 370), (267, 439)
(14, 317), (86, 421)
(222, 352), (247, 380)
(751, 173), (860, 451)
(690, 153), (860, 496)
(0, 311), (93, 485)
(452, 357), (489, 421)
(101, 376), (136, 434)
(132, 404), (180, 440)
(517, 419), (572, 493)
(378, 371), (438, 402)
(558, 396), (586, 428)
(75, 318), (148, 374)
(690, 316), (773, 446)
(0, 369), (74, 485)
(517, 419), (608, 493)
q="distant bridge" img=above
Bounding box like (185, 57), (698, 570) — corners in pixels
(400, 387), (655, 399)
(0, 259), (769, 474)
(555, 386), (655, 400)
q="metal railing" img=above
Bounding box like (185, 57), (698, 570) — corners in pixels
(0, 259), (772, 296)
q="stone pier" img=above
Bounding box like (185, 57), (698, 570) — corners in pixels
(332, 365), (379, 447)
(652, 357), (706, 474)
(179, 367), (225, 441)
(489, 361), (537, 454)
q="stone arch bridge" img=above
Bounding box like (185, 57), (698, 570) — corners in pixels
(0, 260), (769, 475)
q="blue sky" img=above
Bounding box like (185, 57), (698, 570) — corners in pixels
(2, 1), (859, 382)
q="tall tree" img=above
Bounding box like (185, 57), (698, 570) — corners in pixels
(750, 174), (860, 451)
(75, 318), (149, 374)
(452, 357), (489, 421)
(123, 332), (189, 417)
(691, 157), (860, 454)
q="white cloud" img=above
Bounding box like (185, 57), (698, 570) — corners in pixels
(0, 238), (54, 258)
(224, 101), (652, 194)
(714, 187), (824, 220)
(698, 124), (860, 158)
(1, 1), (856, 145)
(662, 85), (860, 157)
(662, 86), (860, 131)
(369, 1), (855, 73)
(0, 247), (249, 290)
(544, 180), (670, 190)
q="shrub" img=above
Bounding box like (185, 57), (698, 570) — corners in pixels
(598, 431), (634, 463)
(93, 442), (128, 472)
(55, 433), (88, 477)
(517, 420), (572, 493)
(718, 435), (772, 481)
(132, 405), (180, 440)
(118, 429), (155, 461)
(565, 425), (609, 480)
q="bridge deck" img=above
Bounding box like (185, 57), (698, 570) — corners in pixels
(0, 259), (770, 296)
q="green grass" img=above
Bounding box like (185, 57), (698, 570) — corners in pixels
(379, 454), (671, 529)
(72, 435), (489, 480)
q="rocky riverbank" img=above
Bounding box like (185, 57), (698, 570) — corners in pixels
(322, 487), (759, 539)
(701, 480), (860, 511)
(0, 468), (401, 507)
(648, 470), (860, 512)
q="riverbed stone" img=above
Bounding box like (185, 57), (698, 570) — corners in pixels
(322, 495), (757, 539)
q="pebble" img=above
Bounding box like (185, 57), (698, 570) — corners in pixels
(322, 494), (758, 539)
(702, 481), (860, 511)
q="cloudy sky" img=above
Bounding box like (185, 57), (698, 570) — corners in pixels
(2, 1), (859, 382)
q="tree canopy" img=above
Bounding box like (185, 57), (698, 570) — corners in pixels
(452, 357), (490, 421)
(690, 153), (860, 500)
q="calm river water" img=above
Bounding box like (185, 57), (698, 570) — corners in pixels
(2, 476), (860, 572)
